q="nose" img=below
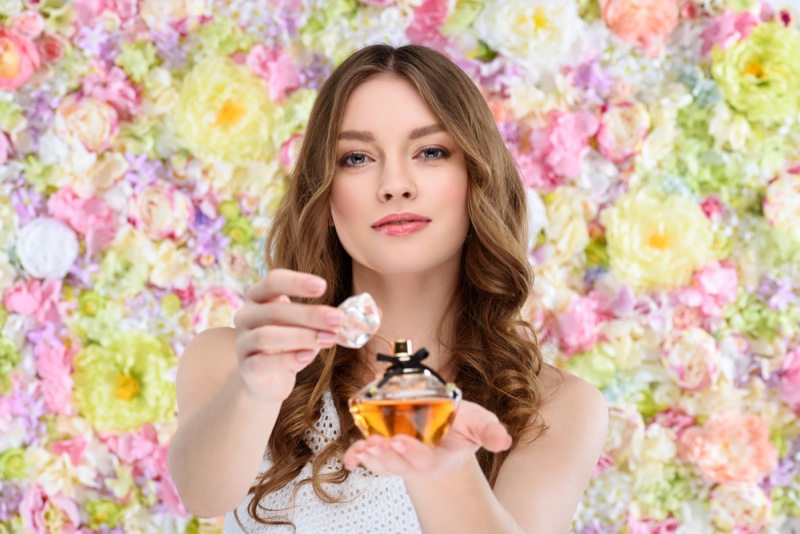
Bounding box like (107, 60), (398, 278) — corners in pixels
(377, 158), (417, 202)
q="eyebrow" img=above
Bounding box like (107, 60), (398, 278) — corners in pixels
(338, 123), (446, 142)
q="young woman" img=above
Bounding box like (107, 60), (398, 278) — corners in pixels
(167, 44), (609, 534)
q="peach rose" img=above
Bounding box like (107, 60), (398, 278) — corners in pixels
(710, 483), (771, 532)
(36, 33), (67, 63)
(129, 181), (195, 240)
(10, 11), (45, 40)
(678, 411), (777, 484)
(192, 287), (244, 332)
(54, 95), (119, 153)
(601, 0), (680, 56)
(596, 101), (650, 163)
(0, 28), (40, 90)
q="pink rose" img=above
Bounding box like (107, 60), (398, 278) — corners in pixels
(662, 327), (719, 391)
(3, 278), (63, 323)
(627, 514), (680, 534)
(0, 28), (41, 90)
(246, 44), (302, 103)
(527, 110), (599, 189)
(678, 411), (777, 484)
(700, 195), (725, 221)
(192, 286), (244, 331)
(75, 0), (137, 25)
(556, 295), (601, 356)
(35, 342), (76, 415)
(47, 187), (118, 255)
(10, 11), (45, 40)
(693, 261), (738, 316)
(20, 485), (81, 534)
(81, 65), (141, 121)
(778, 346), (800, 410)
(102, 424), (159, 465)
(774, 7), (797, 27)
(601, 0), (680, 56)
(406, 0), (449, 51)
(128, 180), (194, 240)
(654, 408), (696, 439)
(50, 435), (87, 466)
(700, 11), (758, 56)
(596, 101), (650, 163)
(35, 32), (67, 63)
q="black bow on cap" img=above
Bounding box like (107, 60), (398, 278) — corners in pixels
(367, 348), (452, 397)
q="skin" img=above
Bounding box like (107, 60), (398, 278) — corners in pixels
(169, 74), (609, 533)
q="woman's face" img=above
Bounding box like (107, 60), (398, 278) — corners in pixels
(330, 74), (470, 276)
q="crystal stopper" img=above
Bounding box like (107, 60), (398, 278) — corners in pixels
(336, 292), (381, 348)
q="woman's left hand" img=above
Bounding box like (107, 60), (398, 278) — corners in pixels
(343, 400), (513, 481)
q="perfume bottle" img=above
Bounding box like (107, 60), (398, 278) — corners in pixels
(348, 340), (462, 446)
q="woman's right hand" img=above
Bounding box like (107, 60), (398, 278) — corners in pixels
(233, 269), (344, 403)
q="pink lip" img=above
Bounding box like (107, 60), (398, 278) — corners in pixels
(371, 212), (431, 236)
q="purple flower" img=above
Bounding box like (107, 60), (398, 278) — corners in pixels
(152, 27), (186, 68)
(573, 60), (614, 101)
(11, 182), (46, 225)
(75, 23), (114, 59)
(67, 253), (101, 288)
(299, 53), (332, 91)
(26, 321), (65, 349)
(124, 151), (162, 191)
(768, 281), (796, 311)
(0, 481), (24, 521)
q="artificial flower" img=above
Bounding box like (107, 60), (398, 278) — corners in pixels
(711, 22), (800, 123)
(173, 55), (276, 165)
(72, 331), (177, 433)
(14, 217), (79, 280)
(600, 188), (715, 291)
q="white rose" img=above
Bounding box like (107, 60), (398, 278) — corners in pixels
(544, 187), (590, 262)
(15, 217), (79, 279)
(149, 240), (197, 290)
(708, 102), (750, 152)
(54, 96), (118, 153)
(139, 0), (205, 30)
(472, 0), (582, 79)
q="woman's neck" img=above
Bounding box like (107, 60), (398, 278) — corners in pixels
(351, 263), (461, 379)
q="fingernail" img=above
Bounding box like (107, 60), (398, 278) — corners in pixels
(325, 311), (344, 326)
(307, 278), (326, 293)
(366, 446), (383, 456)
(296, 350), (316, 363)
(317, 331), (336, 344)
(355, 452), (367, 463)
(390, 440), (406, 453)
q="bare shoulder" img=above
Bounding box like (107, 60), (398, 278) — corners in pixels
(175, 327), (238, 425)
(538, 364), (609, 429)
(492, 364), (609, 532)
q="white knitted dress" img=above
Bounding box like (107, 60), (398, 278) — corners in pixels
(224, 390), (422, 533)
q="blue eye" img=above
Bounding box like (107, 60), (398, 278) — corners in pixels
(419, 146), (448, 160)
(340, 151), (370, 167)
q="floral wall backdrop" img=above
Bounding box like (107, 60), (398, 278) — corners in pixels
(0, 0), (799, 532)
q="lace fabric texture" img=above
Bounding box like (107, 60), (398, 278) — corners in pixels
(224, 390), (422, 533)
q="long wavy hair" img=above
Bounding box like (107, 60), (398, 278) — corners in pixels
(236, 43), (553, 531)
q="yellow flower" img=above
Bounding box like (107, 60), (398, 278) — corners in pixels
(72, 332), (177, 432)
(600, 188), (715, 290)
(711, 22), (800, 124)
(174, 55), (275, 165)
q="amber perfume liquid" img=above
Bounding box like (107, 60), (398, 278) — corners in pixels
(349, 397), (457, 446)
